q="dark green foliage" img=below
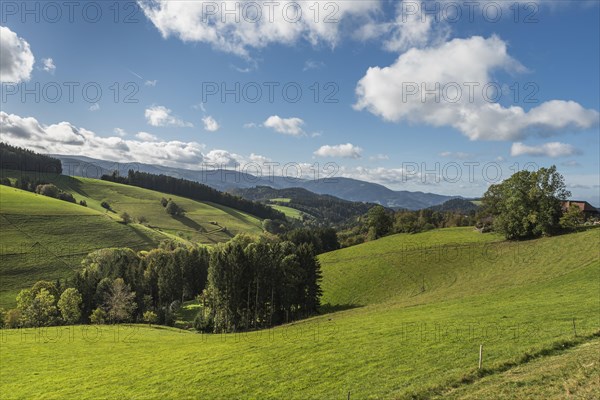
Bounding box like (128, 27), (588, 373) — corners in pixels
(100, 201), (111, 210)
(559, 206), (584, 231)
(35, 183), (60, 198)
(165, 200), (185, 217)
(57, 192), (76, 203)
(283, 228), (340, 254)
(367, 206), (393, 239)
(79, 200), (87, 207)
(479, 166), (570, 239)
(0, 142), (62, 174)
(100, 170), (284, 220)
(0, 177), (12, 186)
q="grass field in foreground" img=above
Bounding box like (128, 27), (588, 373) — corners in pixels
(1, 228), (598, 399)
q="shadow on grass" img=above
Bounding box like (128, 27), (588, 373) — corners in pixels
(173, 215), (203, 231)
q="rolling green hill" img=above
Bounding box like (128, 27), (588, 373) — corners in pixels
(0, 174), (265, 307)
(1, 227), (598, 398)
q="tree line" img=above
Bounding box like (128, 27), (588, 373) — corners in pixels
(0, 142), (63, 174)
(1, 236), (322, 333)
(101, 170), (285, 221)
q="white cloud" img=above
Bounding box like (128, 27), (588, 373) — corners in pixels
(203, 149), (242, 168)
(144, 79), (157, 86)
(243, 122), (257, 129)
(114, 128), (127, 137)
(202, 115), (220, 132)
(510, 142), (581, 157)
(193, 103), (207, 112)
(314, 143), (363, 159)
(89, 103), (100, 112)
(145, 105), (193, 127)
(264, 115), (305, 136)
(249, 153), (271, 164)
(0, 112), (207, 169)
(41, 58), (56, 74)
(355, 35), (599, 141)
(135, 131), (159, 141)
(138, 0), (381, 57)
(0, 26), (35, 82)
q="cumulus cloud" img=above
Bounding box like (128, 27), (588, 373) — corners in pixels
(314, 143), (363, 159)
(0, 112), (208, 169)
(510, 142), (581, 157)
(0, 26), (35, 82)
(203, 149), (242, 168)
(145, 105), (193, 127)
(145, 80), (157, 86)
(114, 128), (127, 137)
(264, 115), (305, 136)
(135, 131), (159, 141)
(89, 103), (100, 112)
(202, 115), (220, 132)
(355, 35), (599, 141)
(138, 0), (380, 57)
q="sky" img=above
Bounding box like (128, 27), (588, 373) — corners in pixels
(1, 0), (599, 204)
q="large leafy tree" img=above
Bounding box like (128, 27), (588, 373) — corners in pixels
(58, 288), (82, 324)
(480, 166), (570, 239)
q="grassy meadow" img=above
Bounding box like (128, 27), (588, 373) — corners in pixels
(1, 227), (598, 399)
(0, 173), (265, 307)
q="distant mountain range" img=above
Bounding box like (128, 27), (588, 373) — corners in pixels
(53, 155), (458, 210)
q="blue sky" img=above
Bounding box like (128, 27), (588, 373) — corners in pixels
(1, 0), (599, 204)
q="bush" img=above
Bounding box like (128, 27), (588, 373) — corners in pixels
(35, 183), (59, 198)
(165, 200), (184, 217)
(143, 311), (158, 325)
(137, 215), (148, 224)
(90, 307), (107, 324)
(121, 212), (132, 224)
(79, 200), (87, 207)
(57, 192), (76, 203)
(100, 201), (111, 210)
(0, 177), (11, 186)
(4, 309), (22, 328)
(160, 197), (169, 207)
(193, 309), (214, 333)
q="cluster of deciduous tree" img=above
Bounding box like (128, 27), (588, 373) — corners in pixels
(101, 170), (285, 220)
(73, 243), (209, 326)
(0, 177), (85, 205)
(476, 166), (572, 239)
(2, 236), (323, 332)
(0, 142), (62, 174)
(1, 280), (82, 328)
(282, 227), (340, 254)
(199, 235), (322, 333)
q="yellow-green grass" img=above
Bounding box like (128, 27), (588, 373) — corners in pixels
(0, 186), (165, 307)
(437, 338), (600, 399)
(270, 197), (291, 203)
(1, 171), (264, 244)
(271, 204), (305, 220)
(1, 228), (598, 398)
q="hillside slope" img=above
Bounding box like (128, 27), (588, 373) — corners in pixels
(0, 174), (265, 307)
(0, 185), (164, 306)
(1, 228), (598, 399)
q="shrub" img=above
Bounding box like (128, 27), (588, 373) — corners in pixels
(0, 177), (11, 186)
(90, 307), (107, 324)
(143, 311), (158, 325)
(193, 309), (214, 333)
(57, 192), (76, 203)
(35, 183), (60, 198)
(4, 309), (22, 328)
(137, 215), (148, 224)
(120, 212), (132, 225)
(100, 201), (111, 210)
(79, 200), (87, 207)
(165, 200), (184, 217)
(160, 197), (169, 207)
